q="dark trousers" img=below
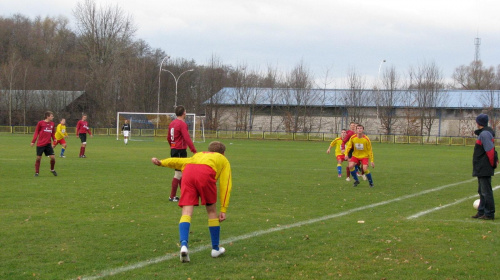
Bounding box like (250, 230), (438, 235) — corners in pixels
(477, 176), (495, 217)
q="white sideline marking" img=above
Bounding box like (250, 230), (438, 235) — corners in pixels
(407, 185), (500, 219)
(75, 177), (478, 280)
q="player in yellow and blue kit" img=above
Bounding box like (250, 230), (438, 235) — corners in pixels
(344, 124), (375, 187)
(327, 129), (347, 177)
(52, 118), (69, 158)
(151, 141), (232, 263)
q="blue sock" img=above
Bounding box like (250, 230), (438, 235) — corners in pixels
(179, 215), (191, 247)
(60, 148), (65, 156)
(337, 165), (342, 175)
(351, 170), (359, 181)
(208, 219), (220, 250)
(366, 173), (373, 184)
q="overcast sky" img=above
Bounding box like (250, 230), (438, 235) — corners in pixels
(1, 0), (499, 87)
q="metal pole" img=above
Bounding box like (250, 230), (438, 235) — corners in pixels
(376, 59), (386, 123)
(157, 56), (170, 128)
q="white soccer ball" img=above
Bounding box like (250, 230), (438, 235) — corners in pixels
(473, 199), (480, 210)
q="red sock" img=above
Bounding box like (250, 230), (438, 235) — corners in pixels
(346, 167), (350, 177)
(170, 178), (180, 198)
(50, 158), (55, 170)
(79, 147), (83, 156)
(82, 147), (86, 155)
(35, 159), (41, 173)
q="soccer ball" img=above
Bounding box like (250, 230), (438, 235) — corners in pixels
(473, 199), (480, 210)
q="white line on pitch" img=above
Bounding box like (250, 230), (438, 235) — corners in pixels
(407, 185), (500, 219)
(75, 177), (478, 280)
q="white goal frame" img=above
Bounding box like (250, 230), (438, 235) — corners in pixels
(116, 112), (205, 142)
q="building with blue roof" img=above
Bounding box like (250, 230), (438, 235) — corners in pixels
(205, 88), (500, 136)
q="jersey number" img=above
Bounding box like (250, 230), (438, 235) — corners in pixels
(169, 128), (175, 143)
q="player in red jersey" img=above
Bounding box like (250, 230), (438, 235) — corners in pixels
(167, 106), (197, 202)
(76, 114), (93, 158)
(342, 122), (357, 181)
(31, 111), (57, 177)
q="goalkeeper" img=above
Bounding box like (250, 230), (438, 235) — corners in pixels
(151, 141), (232, 263)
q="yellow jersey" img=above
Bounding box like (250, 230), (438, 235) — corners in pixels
(160, 152), (232, 212)
(329, 137), (343, 156)
(55, 124), (68, 140)
(345, 134), (374, 162)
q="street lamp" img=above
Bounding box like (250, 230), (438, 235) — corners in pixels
(157, 56), (170, 128)
(376, 59), (386, 122)
(162, 68), (194, 108)
(377, 59), (386, 84)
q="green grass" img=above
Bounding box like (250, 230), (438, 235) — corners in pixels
(1, 134), (499, 279)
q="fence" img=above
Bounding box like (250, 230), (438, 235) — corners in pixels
(1, 125), (489, 146)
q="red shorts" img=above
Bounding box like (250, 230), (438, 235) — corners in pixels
(53, 138), (66, 147)
(349, 156), (369, 166)
(179, 164), (217, 207)
(336, 155), (346, 162)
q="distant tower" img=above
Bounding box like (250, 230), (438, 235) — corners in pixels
(474, 37), (481, 62)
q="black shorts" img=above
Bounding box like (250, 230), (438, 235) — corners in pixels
(79, 133), (87, 143)
(37, 144), (55, 156)
(171, 149), (187, 171)
(171, 149), (187, 158)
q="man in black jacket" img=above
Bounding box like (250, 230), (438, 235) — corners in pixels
(471, 113), (496, 220)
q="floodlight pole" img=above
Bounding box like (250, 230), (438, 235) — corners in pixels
(157, 56), (170, 128)
(162, 69), (194, 108)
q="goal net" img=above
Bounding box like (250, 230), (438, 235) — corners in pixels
(116, 112), (205, 142)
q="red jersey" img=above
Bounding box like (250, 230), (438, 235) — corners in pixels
(168, 119), (196, 153)
(32, 120), (56, 147)
(76, 120), (92, 135)
(341, 130), (355, 150)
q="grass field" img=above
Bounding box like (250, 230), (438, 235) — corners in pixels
(1, 134), (499, 280)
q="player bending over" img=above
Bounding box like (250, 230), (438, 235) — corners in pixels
(151, 141), (232, 262)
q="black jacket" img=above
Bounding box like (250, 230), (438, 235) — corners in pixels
(473, 126), (495, 177)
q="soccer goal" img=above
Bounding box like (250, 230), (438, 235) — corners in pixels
(116, 112), (205, 142)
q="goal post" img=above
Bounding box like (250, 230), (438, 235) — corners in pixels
(116, 112), (205, 142)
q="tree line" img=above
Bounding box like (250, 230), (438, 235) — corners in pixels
(1, 0), (499, 132)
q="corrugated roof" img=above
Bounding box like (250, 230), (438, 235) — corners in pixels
(207, 88), (500, 109)
(0, 90), (85, 110)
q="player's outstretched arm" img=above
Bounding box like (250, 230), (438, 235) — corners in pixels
(151, 158), (162, 166)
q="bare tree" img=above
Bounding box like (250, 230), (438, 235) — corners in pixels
(408, 61), (446, 138)
(74, 0), (136, 126)
(378, 65), (402, 134)
(199, 54), (227, 130)
(284, 61), (313, 132)
(2, 51), (22, 127)
(229, 63), (253, 131)
(480, 90), (500, 132)
(399, 89), (420, 135)
(343, 67), (370, 125)
(452, 60), (496, 90)
(262, 63), (281, 132)
(317, 66), (335, 132)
